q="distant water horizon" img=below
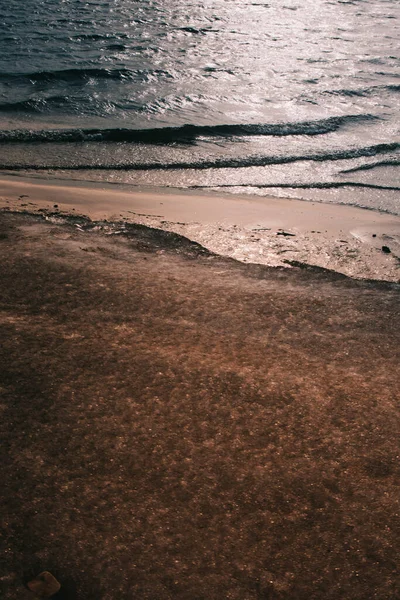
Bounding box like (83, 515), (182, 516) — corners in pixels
(0, 0), (399, 214)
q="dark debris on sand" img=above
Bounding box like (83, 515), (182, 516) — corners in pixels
(0, 211), (399, 600)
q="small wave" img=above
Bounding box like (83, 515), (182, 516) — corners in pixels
(326, 84), (400, 97)
(0, 98), (65, 113)
(0, 115), (378, 142)
(189, 182), (400, 192)
(178, 26), (208, 34)
(107, 43), (127, 51)
(0, 95), (117, 115)
(70, 34), (105, 41)
(1, 143), (398, 171)
(0, 67), (172, 85)
(340, 159), (400, 173)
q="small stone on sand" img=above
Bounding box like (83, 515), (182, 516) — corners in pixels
(27, 571), (61, 598)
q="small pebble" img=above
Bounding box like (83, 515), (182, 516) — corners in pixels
(382, 246), (391, 254)
(27, 571), (61, 598)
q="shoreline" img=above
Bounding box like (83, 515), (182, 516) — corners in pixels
(1, 174), (399, 282)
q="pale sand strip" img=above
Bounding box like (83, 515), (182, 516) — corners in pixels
(1, 174), (399, 281)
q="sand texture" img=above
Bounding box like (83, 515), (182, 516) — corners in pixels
(0, 211), (399, 600)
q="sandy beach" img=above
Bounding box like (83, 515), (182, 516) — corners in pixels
(1, 175), (399, 282)
(1, 0), (399, 595)
(1, 177), (400, 599)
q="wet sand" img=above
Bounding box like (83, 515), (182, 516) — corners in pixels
(1, 175), (399, 282)
(0, 209), (399, 600)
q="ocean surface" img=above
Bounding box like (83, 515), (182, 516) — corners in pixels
(0, 0), (399, 214)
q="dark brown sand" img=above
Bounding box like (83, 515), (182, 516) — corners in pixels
(0, 211), (399, 600)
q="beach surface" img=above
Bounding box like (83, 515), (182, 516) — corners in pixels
(1, 175), (399, 282)
(0, 202), (399, 599)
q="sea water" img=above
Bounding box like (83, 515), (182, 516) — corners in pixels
(0, 0), (399, 214)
